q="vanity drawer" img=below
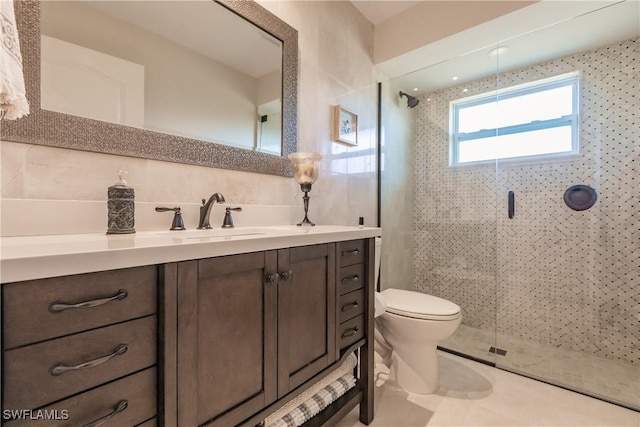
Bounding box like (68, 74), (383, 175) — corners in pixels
(3, 265), (157, 349)
(339, 289), (364, 323)
(338, 263), (365, 295)
(137, 417), (158, 427)
(4, 367), (157, 427)
(4, 316), (156, 410)
(337, 240), (365, 267)
(339, 315), (364, 350)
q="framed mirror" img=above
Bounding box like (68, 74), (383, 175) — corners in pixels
(1, 0), (298, 177)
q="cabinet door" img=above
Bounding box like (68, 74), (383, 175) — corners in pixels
(277, 243), (336, 397)
(177, 252), (277, 427)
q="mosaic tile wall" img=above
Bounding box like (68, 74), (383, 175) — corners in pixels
(413, 37), (639, 364)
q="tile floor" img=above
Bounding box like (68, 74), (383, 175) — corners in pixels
(335, 351), (640, 427)
(441, 324), (639, 410)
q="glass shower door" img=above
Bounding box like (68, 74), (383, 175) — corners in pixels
(382, 0), (638, 411)
(384, 48), (501, 366)
(493, 3), (639, 409)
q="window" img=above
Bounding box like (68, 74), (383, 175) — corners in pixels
(450, 72), (579, 165)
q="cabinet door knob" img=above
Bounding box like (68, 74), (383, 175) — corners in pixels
(49, 289), (128, 313)
(266, 273), (279, 284)
(50, 344), (128, 376)
(279, 270), (293, 282)
(82, 400), (128, 427)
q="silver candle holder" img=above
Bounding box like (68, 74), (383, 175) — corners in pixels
(288, 152), (322, 226)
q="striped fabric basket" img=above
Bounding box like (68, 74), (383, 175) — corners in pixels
(265, 352), (358, 427)
(267, 374), (357, 427)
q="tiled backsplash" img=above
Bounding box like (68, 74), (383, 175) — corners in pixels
(0, 199), (300, 236)
(413, 37), (639, 364)
(1, 0), (378, 235)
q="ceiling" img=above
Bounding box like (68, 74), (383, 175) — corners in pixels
(350, 1), (422, 25)
(71, 0), (640, 93)
(373, 0), (639, 95)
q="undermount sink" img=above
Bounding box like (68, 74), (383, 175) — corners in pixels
(146, 225), (362, 241)
(149, 228), (268, 239)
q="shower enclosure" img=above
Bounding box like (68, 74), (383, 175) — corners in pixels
(380, 1), (639, 410)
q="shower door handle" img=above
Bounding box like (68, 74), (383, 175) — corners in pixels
(508, 191), (515, 219)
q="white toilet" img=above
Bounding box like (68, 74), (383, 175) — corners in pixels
(374, 237), (462, 394)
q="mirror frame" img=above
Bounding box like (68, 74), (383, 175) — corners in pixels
(1, 0), (297, 177)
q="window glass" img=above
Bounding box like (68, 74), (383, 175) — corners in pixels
(458, 127), (573, 163)
(451, 72), (578, 165)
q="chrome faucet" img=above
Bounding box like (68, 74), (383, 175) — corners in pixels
(198, 193), (226, 229)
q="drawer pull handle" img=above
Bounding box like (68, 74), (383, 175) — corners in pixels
(342, 249), (359, 257)
(50, 344), (128, 376)
(341, 302), (359, 312)
(341, 274), (359, 284)
(342, 326), (359, 338)
(82, 400), (128, 427)
(49, 289), (128, 313)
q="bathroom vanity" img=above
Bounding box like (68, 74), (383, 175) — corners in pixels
(0, 226), (378, 427)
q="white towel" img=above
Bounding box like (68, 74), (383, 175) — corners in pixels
(0, 0), (29, 120)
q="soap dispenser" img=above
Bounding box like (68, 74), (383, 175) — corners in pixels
(107, 170), (135, 234)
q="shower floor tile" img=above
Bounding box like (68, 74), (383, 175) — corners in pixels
(440, 324), (639, 410)
(335, 351), (639, 427)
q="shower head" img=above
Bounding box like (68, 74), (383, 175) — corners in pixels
(399, 91), (419, 109)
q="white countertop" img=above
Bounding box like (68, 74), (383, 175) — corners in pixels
(0, 226), (381, 283)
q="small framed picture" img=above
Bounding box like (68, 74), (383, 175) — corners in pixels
(332, 105), (358, 146)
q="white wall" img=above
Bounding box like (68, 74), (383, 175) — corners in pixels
(257, 70), (282, 107)
(41, 1), (258, 149)
(379, 77), (415, 291)
(1, 1), (378, 232)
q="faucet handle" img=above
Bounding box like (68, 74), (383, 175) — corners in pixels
(155, 206), (186, 230)
(222, 207), (242, 228)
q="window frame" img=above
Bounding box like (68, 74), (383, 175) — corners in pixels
(449, 71), (580, 166)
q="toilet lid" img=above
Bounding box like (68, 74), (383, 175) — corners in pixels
(381, 289), (461, 320)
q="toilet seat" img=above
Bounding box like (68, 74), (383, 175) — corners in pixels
(381, 289), (461, 321)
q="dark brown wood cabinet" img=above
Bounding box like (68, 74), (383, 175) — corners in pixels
(336, 240), (368, 354)
(2, 237), (375, 427)
(175, 244), (338, 427)
(1, 266), (158, 427)
(175, 251), (278, 427)
(277, 244), (336, 398)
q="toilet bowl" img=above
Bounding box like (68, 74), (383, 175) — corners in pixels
(378, 289), (461, 394)
(373, 237), (462, 394)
